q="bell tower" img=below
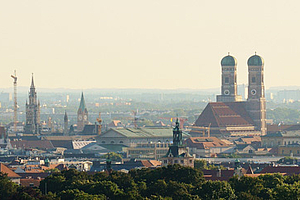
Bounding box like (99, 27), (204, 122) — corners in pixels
(77, 92), (88, 132)
(246, 53), (266, 135)
(217, 53), (242, 102)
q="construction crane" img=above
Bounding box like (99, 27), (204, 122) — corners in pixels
(96, 112), (102, 135)
(11, 70), (17, 133)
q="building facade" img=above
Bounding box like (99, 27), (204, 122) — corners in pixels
(161, 120), (194, 168)
(191, 54), (266, 137)
(25, 75), (40, 134)
(217, 54), (242, 102)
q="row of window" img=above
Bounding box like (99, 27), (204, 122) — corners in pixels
(163, 159), (193, 164)
(281, 149), (300, 155)
(101, 141), (123, 144)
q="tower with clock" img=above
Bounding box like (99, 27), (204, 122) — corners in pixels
(77, 92), (89, 132)
(246, 53), (266, 135)
(217, 53), (242, 102)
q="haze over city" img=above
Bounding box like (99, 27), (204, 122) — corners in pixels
(1, 0), (300, 89)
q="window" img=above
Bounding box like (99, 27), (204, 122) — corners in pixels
(164, 160), (167, 164)
(102, 141), (106, 144)
(120, 141), (123, 144)
(181, 160), (184, 164)
(174, 160), (178, 163)
(225, 77), (229, 84)
(282, 150), (284, 154)
(111, 141), (115, 144)
(252, 77), (256, 83)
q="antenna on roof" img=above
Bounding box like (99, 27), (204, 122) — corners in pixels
(228, 52), (230, 55)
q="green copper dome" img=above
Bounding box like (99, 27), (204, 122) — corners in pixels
(221, 55), (237, 66)
(247, 54), (264, 66)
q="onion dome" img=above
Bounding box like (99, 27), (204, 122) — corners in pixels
(221, 54), (237, 66)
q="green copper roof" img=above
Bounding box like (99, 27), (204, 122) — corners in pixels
(78, 93), (86, 111)
(247, 54), (264, 66)
(102, 127), (190, 138)
(221, 55), (237, 66)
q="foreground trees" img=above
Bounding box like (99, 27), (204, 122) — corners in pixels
(3, 165), (300, 199)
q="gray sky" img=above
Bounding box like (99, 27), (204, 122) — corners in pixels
(0, 0), (299, 90)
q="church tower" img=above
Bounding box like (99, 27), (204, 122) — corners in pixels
(77, 93), (88, 132)
(246, 53), (266, 135)
(64, 111), (68, 135)
(161, 119), (194, 167)
(217, 54), (242, 102)
(25, 74), (40, 134)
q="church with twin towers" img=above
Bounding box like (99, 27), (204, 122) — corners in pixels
(190, 53), (266, 137)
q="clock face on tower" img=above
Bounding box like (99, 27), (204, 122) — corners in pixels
(251, 89), (257, 95)
(78, 115), (82, 121)
(224, 90), (230, 95)
(84, 115), (88, 120)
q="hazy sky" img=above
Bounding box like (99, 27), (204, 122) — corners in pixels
(0, 0), (300, 90)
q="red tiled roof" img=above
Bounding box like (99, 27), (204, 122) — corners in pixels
(260, 166), (300, 175)
(20, 178), (42, 187)
(241, 136), (261, 144)
(195, 102), (254, 127)
(149, 160), (161, 167)
(10, 140), (54, 150)
(140, 160), (152, 168)
(267, 124), (300, 133)
(184, 137), (229, 149)
(17, 172), (49, 179)
(0, 163), (21, 178)
(191, 102), (255, 135)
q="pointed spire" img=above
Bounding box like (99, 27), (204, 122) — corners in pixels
(78, 92), (86, 111)
(173, 118), (183, 146)
(64, 111), (68, 121)
(30, 73), (35, 89)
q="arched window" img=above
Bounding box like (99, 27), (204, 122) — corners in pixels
(102, 141), (106, 144)
(111, 141), (115, 144)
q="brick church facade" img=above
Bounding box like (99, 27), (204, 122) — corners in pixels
(190, 54), (266, 137)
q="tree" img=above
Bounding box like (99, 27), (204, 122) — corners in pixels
(258, 173), (284, 189)
(198, 180), (236, 200)
(101, 152), (122, 162)
(59, 189), (106, 200)
(229, 175), (264, 197)
(0, 172), (18, 200)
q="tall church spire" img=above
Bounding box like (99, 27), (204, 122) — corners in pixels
(77, 92), (88, 132)
(173, 119), (183, 146)
(78, 92), (86, 112)
(25, 74), (40, 134)
(30, 73), (35, 89)
(217, 54), (242, 102)
(246, 53), (266, 135)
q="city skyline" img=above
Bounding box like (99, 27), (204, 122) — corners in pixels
(1, 1), (300, 89)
